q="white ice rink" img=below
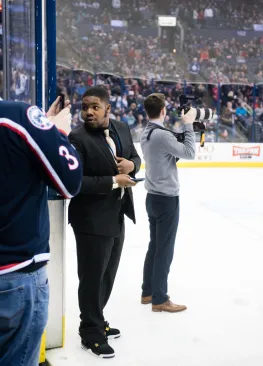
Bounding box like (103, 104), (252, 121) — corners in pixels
(46, 168), (263, 366)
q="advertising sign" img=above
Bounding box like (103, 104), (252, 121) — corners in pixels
(232, 145), (261, 160)
(195, 144), (215, 161)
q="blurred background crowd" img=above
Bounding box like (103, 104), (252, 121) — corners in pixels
(1, 0), (263, 142)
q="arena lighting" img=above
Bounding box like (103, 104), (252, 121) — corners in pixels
(158, 16), (176, 27)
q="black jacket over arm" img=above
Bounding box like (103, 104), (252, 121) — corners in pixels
(68, 119), (141, 237)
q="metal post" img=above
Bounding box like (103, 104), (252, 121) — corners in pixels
(184, 80), (187, 94)
(46, 0), (56, 108)
(70, 68), (74, 105)
(41, 0), (46, 109)
(121, 77), (124, 98)
(30, 0), (36, 105)
(2, 0), (6, 99)
(151, 78), (154, 93)
(216, 82), (220, 142)
(35, 0), (43, 108)
(252, 83), (256, 142)
(2, 0), (10, 100)
(46, 0), (58, 200)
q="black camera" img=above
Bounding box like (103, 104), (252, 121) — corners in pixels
(178, 95), (213, 133)
(178, 94), (214, 146)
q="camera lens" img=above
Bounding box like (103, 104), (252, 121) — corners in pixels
(196, 108), (213, 121)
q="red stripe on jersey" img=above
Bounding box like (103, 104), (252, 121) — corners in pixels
(0, 263), (21, 270)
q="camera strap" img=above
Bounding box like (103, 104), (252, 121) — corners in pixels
(146, 124), (185, 162)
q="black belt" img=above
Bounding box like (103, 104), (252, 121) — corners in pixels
(16, 261), (47, 273)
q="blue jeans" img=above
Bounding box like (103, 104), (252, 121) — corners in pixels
(0, 265), (49, 366)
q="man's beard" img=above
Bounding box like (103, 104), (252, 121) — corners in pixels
(84, 118), (109, 131)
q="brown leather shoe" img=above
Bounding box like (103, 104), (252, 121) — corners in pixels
(141, 295), (152, 304)
(152, 299), (187, 313)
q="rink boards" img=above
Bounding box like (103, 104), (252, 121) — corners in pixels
(134, 142), (263, 168)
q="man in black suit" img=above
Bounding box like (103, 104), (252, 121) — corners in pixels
(68, 86), (141, 359)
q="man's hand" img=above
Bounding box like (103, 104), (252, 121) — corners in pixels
(115, 157), (135, 174)
(49, 106), (72, 135)
(115, 174), (136, 188)
(47, 96), (71, 118)
(181, 107), (197, 125)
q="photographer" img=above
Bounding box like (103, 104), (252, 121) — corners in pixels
(140, 93), (196, 313)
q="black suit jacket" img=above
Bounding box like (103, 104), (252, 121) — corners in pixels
(68, 119), (141, 237)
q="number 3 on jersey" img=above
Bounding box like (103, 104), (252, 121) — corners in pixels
(59, 146), (79, 170)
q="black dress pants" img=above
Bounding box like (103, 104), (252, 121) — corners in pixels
(72, 222), (125, 342)
(142, 193), (179, 305)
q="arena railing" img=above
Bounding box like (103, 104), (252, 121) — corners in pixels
(56, 64), (263, 143)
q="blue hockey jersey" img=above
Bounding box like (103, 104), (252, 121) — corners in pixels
(0, 101), (82, 274)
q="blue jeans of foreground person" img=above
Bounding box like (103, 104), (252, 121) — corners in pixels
(0, 266), (49, 366)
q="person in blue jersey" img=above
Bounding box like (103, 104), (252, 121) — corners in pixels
(0, 97), (82, 366)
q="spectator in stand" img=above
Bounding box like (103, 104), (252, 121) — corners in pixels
(235, 101), (252, 129)
(204, 5), (214, 27)
(189, 57), (201, 81)
(221, 101), (235, 127)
